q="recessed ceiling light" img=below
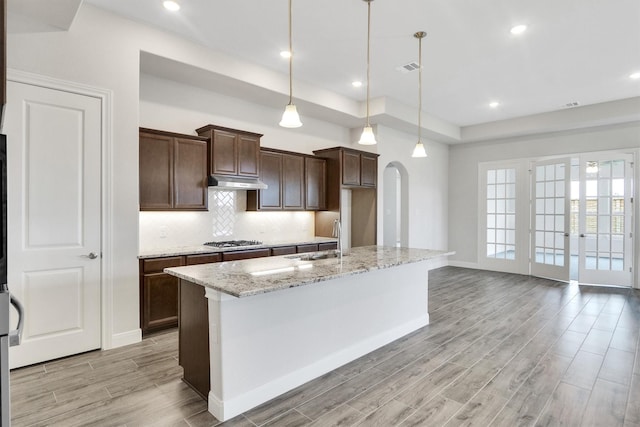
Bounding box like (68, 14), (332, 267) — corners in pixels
(630, 72), (640, 79)
(352, 81), (363, 88)
(163, 1), (180, 11)
(489, 101), (500, 108)
(280, 50), (292, 59)
(510, 24), (527, 35)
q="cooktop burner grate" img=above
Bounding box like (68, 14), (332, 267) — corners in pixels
(203, 240), (263, 248)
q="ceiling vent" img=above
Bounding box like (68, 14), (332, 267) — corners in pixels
(563, 101), (580, 108)
(397, 62), (421, 73)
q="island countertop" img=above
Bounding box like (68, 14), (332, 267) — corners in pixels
(164, 245), (454, 298)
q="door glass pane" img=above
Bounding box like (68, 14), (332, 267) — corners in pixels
(583, 159), (627, 272)
(534, 162), (567, 267)
(486, 167), (516, 260)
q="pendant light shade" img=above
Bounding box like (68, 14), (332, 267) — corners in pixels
(412, 141), (427, 157)
(280, 104), (302, 128)
(359, 0), (377, 145)
(279, 0), (302, 128)
(358, 126), (377, 145)
(411, 31), (427, 158)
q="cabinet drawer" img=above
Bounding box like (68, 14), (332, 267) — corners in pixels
(297, 244), (319, 254)
(142, 256), (184, 273)
(271, 246), (297, 256)
(222, 248), (271, 261)
(185, 253), (222, 265)
(318, 242), (338, 251)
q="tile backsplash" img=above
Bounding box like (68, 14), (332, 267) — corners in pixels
(139, 189), (315, 251)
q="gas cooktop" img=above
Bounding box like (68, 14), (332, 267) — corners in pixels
(203, 240), (263, 248)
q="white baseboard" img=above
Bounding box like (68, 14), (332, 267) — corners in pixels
(208, 316), (428, 422)
(107, 329), (142, 349)
(426, 257), (450, 270)
(448, 260), (480, 269)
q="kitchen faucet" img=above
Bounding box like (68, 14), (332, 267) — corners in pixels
(332, 219), (342, 258)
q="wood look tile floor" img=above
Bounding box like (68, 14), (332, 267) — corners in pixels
(10, 266), (640, 426)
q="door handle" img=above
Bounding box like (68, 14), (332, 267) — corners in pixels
(564, 233), (569, 237)
(82, 252), (99, 259)
(580, 234), (585, 238)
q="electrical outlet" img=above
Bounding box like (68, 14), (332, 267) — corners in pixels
(159, 225), (168, 238)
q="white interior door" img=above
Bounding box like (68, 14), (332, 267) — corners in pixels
(578, 155), (633, 286)
(5, 80), (102, 368)
(531, 159), (571, 281)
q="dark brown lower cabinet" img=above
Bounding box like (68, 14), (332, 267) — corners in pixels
(271, 246), (297, 256)
(222, 248), (271, 261)
(140, 256), (184, 335)
(297, 243), (319, 253)
(179, 279), (210, 399)
(318, 242), (338, 251)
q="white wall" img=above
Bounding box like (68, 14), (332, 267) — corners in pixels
(448, 123), (640, 284)
(375, 126), (449, 252)
(7, 5), (451, 347)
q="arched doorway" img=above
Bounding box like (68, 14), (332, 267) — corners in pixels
(383, 162), (409, 247)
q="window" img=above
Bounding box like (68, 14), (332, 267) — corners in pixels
(486, 168), (516, 260)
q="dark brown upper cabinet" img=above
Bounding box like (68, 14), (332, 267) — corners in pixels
(139, 128), (208, 211)
(283, 153), (304, 210)
(360, 152), (378, 187)
(247, 148), (325, 212)
(305, 157), (327, 210)
(313, 147), (379, 190)
(196, 124), (261, 178)
(249, 150), (282, 210)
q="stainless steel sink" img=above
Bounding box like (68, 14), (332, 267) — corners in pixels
(285, 251), (342, 261)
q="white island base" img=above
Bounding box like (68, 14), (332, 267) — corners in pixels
(204, 260), (429, 422)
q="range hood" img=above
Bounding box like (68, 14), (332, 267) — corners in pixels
(208, 174), (268, 190)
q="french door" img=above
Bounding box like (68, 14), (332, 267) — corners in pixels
(530, 159), (571, 281)
(578, 154), (633, 286)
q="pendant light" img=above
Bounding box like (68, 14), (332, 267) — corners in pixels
(358, 0), (377, 145)
(279, 0), (302, 128)
(411, 31), (427, 158)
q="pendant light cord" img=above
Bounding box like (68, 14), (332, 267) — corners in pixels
(418, 34), (422, 142)
(288, 0), (294, 105)
(365, 0), (372, 126)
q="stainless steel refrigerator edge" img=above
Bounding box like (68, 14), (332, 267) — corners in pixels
(0, 134), (24, 426)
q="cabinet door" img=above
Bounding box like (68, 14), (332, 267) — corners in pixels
(174, 137), (208, 210)
(142, 272), (179, 333)
(185, 253), (222, 265)
(297, 244), (319, 254)
(360, 154), (377, 188)
(271, 246), (297, 256)
(211, 129), (238, 175)
(237, 134), (260, 177)
(283, 154), (305, 210)
(342, 151), (361, 186)
(222, 248), (271, 261)
(139, 132), (173, 210)
(318, 242), (338, 251)
(258, 151), (283, 210)
(305, 157), (326, 210)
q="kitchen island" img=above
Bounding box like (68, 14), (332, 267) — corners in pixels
(165, 246), (453, 421)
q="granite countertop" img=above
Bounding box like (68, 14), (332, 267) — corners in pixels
(164, 246), (455, 298)
(138, 237), (338, 259)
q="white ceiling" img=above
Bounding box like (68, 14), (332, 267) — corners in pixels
(82, 0), (640, 129)
(13, 0), (639, 139)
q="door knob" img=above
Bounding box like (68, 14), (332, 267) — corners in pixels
(83, 252), (99, 259)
